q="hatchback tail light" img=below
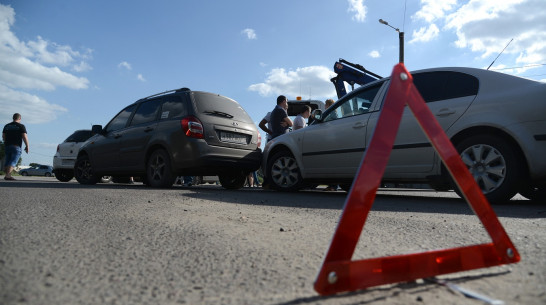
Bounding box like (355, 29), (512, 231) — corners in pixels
(181, 116), (204, 139)
(257, 131), (262, 148)
(56, 145), (60, 152)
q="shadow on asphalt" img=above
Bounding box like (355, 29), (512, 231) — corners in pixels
(274, 270), (511, 305)
(1, 179), (543, 219)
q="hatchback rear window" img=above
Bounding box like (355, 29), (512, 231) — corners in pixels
(192, 92), (252, 122)
(65, 130), (93, 142)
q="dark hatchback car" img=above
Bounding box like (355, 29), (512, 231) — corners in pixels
(74, 88), (262, 189)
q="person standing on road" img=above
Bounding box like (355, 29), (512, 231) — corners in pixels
(258, 111), (273, 143)
(293, 105), (311, 130)
(269, 95), (292, 139)
(2, 113), (29, 181)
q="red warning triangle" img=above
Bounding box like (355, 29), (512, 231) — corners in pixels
(314, 63), (520, 296)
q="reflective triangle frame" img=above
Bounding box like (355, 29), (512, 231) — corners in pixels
(314, 64), (520, 296)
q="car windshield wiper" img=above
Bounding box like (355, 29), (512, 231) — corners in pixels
(203, 110), (234, 119)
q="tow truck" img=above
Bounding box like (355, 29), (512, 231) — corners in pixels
(330, 58), (382, 98)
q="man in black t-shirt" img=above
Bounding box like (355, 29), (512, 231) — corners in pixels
(269, 95), (293, 139)
(2, 113), (29, 180)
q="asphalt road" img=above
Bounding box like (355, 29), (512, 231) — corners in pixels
(1, 177), (544, 305)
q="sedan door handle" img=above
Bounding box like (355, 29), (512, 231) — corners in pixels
(113, 134), (122, 139)
(436, 108), (456, 117)
(352, 122), (367, 129)
(144, 127), (154, 132)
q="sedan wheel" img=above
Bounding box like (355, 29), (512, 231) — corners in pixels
(455, 135), (522, 204)
(21, 171), (28, 176)
(146, 149), (175, 188)
(267, 150), (303, 191)
(74, 155), (100, 185)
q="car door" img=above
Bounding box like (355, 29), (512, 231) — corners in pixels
(301, 82), (386, 177)
(91, 104), (136, 171)
(368, 71), (479, 176)
(117, 98), (162, 169)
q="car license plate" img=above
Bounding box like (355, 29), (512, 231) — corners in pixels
(219, 131), (248, 144)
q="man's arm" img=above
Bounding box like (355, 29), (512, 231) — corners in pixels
(258, 119), (272, 135)
(22, 133), (29, 153)
(283, 116), (293, 127)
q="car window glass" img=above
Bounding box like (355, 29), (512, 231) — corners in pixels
(193, 92), (253, 122)
(105, 104), (136, 132)
(413, 71), (479, 103)
(160, 96), (187, 119)
(130, 99), (161, 126)
(323, 84), (382, 122)
(65, 130), (93, 142)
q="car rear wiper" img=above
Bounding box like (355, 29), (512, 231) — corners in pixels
(204, 110), (234, 119)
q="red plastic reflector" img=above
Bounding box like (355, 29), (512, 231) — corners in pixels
(314, 63), (520, 296)
(181, 116), (204, 139)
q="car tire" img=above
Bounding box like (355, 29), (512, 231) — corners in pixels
(454, 135), (522, 204)
(519, 183), (546, 202)
(55, 170), (74, 182)
(146, 149), (175, 188)
(21, 171), (28, 176)
(219, 172), (246, 189)
(74, 155), (100, 185)
(100, 176), (112, 183)
(45, 172), (52, 177)
(267, 150), (304, 191)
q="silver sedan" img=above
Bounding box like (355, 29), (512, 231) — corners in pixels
(262, 67), (546, 204)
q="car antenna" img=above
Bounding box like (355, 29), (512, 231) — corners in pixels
(487, 38), (513, 70)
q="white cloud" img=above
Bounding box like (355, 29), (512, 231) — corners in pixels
(241, 28), (257, 40)
(413, 0), (457, 23)
(348, 0), (367, 23)
(369, 50), (380, 58)
(0, 4), (89, 124)
(137, 74), (146, 82)
(249, 66), (336, 99)
(118, 61), (132, 70)
(410, 24), (440, 43)
(411, 0), (546, 72)
(0, 84), (67, 124)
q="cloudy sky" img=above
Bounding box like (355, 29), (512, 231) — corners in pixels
(1, 0), (545, 166)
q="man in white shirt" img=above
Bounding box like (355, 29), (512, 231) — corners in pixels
(293, 105), (311, 130)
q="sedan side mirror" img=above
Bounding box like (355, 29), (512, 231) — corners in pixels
(91, 124), (103, 135)
(311, 109), (323, 121)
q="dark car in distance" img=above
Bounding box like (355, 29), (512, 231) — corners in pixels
(74, 88), (262, 189)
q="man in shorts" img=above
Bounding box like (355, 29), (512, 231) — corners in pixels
(3, 113), (29, 181)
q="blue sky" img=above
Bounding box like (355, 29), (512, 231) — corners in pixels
(1, 0), (545, 166)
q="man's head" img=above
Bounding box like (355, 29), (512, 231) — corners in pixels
(13, 113), (21, 122)
(325, 99), (335, 109)
(277, 95), (288, 109)
(301, 105), (311, 118)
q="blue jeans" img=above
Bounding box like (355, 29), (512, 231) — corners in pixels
(4, 145), (22, 167)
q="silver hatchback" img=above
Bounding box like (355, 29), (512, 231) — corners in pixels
(262, 67), (546, 203)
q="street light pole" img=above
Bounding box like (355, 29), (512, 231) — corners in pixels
(379, 19), (404, 63)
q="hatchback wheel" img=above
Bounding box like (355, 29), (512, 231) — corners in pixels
(45, 172), (52, 177)
(267, 150), (303, 191)
(21, 171), (28, 176)
(74, 155), (100, 185)
(100, 176), (112, 183)
(219, 172), (246, 189)
(55, 170), (73, 182)
(455, 135), (522, 204)
(146, 149), (175, 188)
